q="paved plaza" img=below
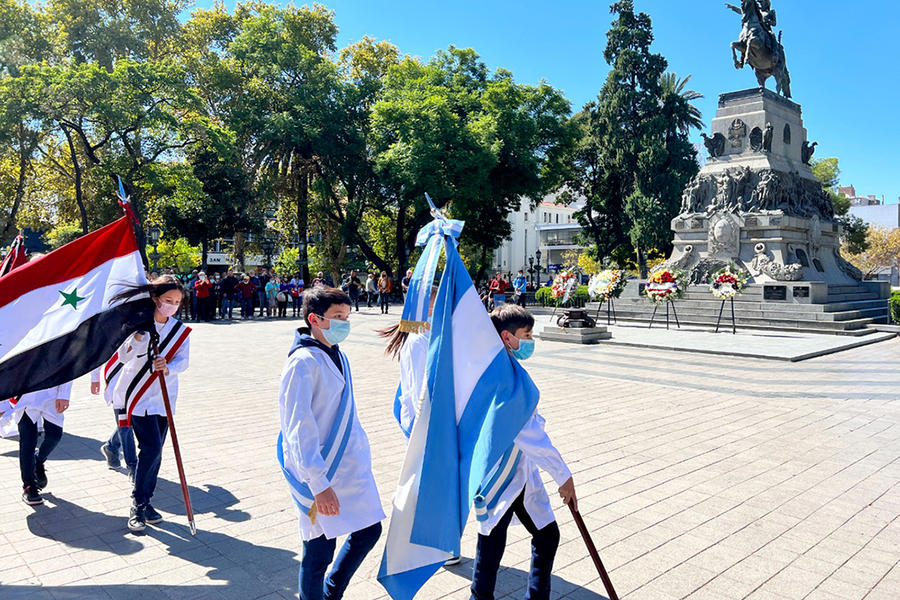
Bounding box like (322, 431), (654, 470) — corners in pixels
(1, 309), (899, 600)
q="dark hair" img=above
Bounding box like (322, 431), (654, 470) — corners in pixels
(302, 286), (351, 327)
(378, 284), (439, 359)
(111, 274), (185, 304)
(490, 304), (534, 336)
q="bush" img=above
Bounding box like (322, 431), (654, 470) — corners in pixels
(891, 291), (900, 324)
(534, 285), (589, 307)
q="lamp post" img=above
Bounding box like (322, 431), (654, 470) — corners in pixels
(535, 249), (543, 285)
(262, 237), (275, 270)
(528, 256), (535, 285)
(148, 224), (161, 272)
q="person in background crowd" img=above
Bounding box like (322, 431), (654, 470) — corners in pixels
(277, 277), (291, 318)
(265, 276), (279, 318)
(211, 272), (222, 319)
(288, 276), (301, 318)
(378, 271), (392, 314)
(257, 268), (270, 318)
(312, 271), (326, 288)
(238, 274), (256, 319)
(194, 271), (213, 322)
(186, 269), (199, 320)
(489, 272), (508, 308)
(513, 269), (528, 307)
(346, 270), (362, 312)
(221, 270), (238, 320)
(401, 269), (412, 301)
(365, 272), (378, 308)
(292, 273), (304, 317)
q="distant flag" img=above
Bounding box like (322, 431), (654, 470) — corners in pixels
(378, 199), (540, 599)
(0, 235), (27, 278)
(0, 192), (154, 398)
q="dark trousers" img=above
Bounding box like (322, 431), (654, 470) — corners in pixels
(292, 296), (302, 315)
(299, 522), (382, 600)
(18, 413), (63, 488)
(131, 414), (168, 506)
(379, 293), (389, 313)
(470, 491), (560, 600)
(348, 290), (359, 311)
(241, 297), (253, 318)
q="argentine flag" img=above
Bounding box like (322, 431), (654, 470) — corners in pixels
(378, 212), (539, 599)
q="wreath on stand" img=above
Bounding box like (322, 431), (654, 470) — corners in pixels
(587, 269), (627, 301)
(644, 269), (687, 304)
(551, 268), (578, 304)
(709, 265), (750, 299)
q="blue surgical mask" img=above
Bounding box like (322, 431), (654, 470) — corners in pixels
(511, 338), (535, 361)
(318, 315), (350, 345)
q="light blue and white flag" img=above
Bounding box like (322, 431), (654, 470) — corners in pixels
(378, 210), (540, 600)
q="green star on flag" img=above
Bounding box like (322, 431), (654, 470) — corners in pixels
(59, 288), (86, 310)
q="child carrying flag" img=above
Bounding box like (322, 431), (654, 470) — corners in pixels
(278, 286), (384, 600)
(470, 304), (577, 600)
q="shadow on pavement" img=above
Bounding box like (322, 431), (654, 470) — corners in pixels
(442, 557), (609, 599)
(1, 431), (108, 461)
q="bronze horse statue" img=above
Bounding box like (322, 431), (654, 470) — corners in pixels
(727, 0), (792, 98)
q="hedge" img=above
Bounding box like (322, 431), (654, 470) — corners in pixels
(534, 285), (590, 308)
(891, 291), (900, 324)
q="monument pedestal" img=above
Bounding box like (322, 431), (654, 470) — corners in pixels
(539, 325), (611, 345)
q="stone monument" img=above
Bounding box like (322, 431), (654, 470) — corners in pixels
(604, 1), (890, 334)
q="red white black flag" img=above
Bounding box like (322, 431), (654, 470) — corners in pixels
(0, 235), (27, 277)
(0, 217), (155, 398)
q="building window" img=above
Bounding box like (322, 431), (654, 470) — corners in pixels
(783, 124), (791, 145)
(555, 214), (559, 224)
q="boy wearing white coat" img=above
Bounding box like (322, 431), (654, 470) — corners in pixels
(278, 286), (384, 600)
(470, 304), (577, 600)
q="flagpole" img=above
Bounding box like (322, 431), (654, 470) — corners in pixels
(152, 341), (197, 536)
(568, 504), (619, 600)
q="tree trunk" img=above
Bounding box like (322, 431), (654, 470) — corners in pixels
(0, 126), (32, 244)
(353, 232), (392, 275)
(637, 246), (648, 279)
(233, 232), (246, 271)
(392, 203), (406, 278)
(295, 167), (310, 283)
(201, 238), (209, 270)
(61, 125), (89, 234)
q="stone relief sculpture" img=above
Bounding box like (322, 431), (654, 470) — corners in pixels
(750, 242), (803, 281)
(701, 132), (727, 159)
(729, 119), (747, 149)
(707, 213), (742, 259)
(833, 249), (863, 281)
(801, 140), (818, 165)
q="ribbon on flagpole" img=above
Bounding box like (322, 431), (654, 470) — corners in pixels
(398, 194), (464, 333)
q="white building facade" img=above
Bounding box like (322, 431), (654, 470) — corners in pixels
(491, 194), (585, 285)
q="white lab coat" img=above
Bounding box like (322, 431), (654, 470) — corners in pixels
(0, 381), (74, 436)
(480, 411), (572, 536)
(397, 330), (430, 434)
(113, 318), (190, 417)
(279, 332), (385, 541)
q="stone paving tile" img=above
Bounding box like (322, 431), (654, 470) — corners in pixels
(1, 311), (898, 599)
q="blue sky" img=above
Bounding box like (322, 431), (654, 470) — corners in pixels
(193, 0), (899, 203)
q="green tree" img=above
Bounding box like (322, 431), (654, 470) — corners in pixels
(567, 1), (700, 277)
(811, 157), (849, 215)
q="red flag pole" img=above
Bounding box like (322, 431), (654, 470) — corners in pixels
(153, 342), (197, 536)
(568, 504), (619, 600)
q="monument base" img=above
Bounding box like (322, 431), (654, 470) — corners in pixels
(539, 326), (612, 345)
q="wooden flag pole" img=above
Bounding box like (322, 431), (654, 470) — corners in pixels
(152, 342), (197, 536)
(568, 504), (619, 600)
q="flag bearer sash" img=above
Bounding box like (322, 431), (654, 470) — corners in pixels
(103, 352), (123, 407)
(277, 351), (355, 519)
(117, 321), (191, 426)
(473, 445), (523, 522)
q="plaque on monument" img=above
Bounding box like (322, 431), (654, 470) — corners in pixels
(764, 286), (787, 301)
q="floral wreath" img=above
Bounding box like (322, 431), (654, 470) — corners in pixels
(588, 268), (627, 301)
(550, 268), (578, 303)
(709, 265), (750, 300)
(644, 269), (687, 304)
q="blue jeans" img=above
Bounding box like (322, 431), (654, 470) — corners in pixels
(131, 414), (168, 506)
(108, 409), (137, 470)
(222, 296), (235, 319)
(18, 413), (63, 488)
(471, 491), (559, 600)
(299, 522), (382, 600)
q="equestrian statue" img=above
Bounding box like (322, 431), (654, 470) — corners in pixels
(726, 0), (792, 98)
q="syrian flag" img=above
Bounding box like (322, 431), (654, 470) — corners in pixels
(0, 234), (27, 277)
(0, 216), (155, 399)
(378, 212), (539, 599)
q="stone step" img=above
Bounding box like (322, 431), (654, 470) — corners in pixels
(590, 298), (889, 314)
(826, 292), (881, 302)
(827, 284), (874, 294)
(606, 312), (879, 336)
(606, 305), (888, 323)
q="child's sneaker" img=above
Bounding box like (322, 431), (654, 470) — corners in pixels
(144, 505), (163, 525)
(100, 443), (121, 469)
(22, 485), (43, 506)
(35, 461), (48, 489)
(128, 504), (147, 532)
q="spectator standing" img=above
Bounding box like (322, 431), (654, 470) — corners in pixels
(365, 272), (378, 308)
(346, 270), (362, 312)
(221, 270), (238, 320)
(237, 275), (256, 319)
(378, 271), (392, 314)
(489, 272), (508, 308)
(312, 271), (326, 288)
(257, 268), (270, 317)
(277, 277), (291, 318)
(212, 272), (223, 318)
(513, 270), (528, 306)
(265, 276), (279, 318)
(186, 269), (199, 320)
(401, 269), (412, 301)
(194, 272), (213, 321)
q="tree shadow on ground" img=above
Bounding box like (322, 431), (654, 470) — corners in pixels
(25, 493), (145, 555)
(442, 557), (610, 600)
(150, 479), (252, 523)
